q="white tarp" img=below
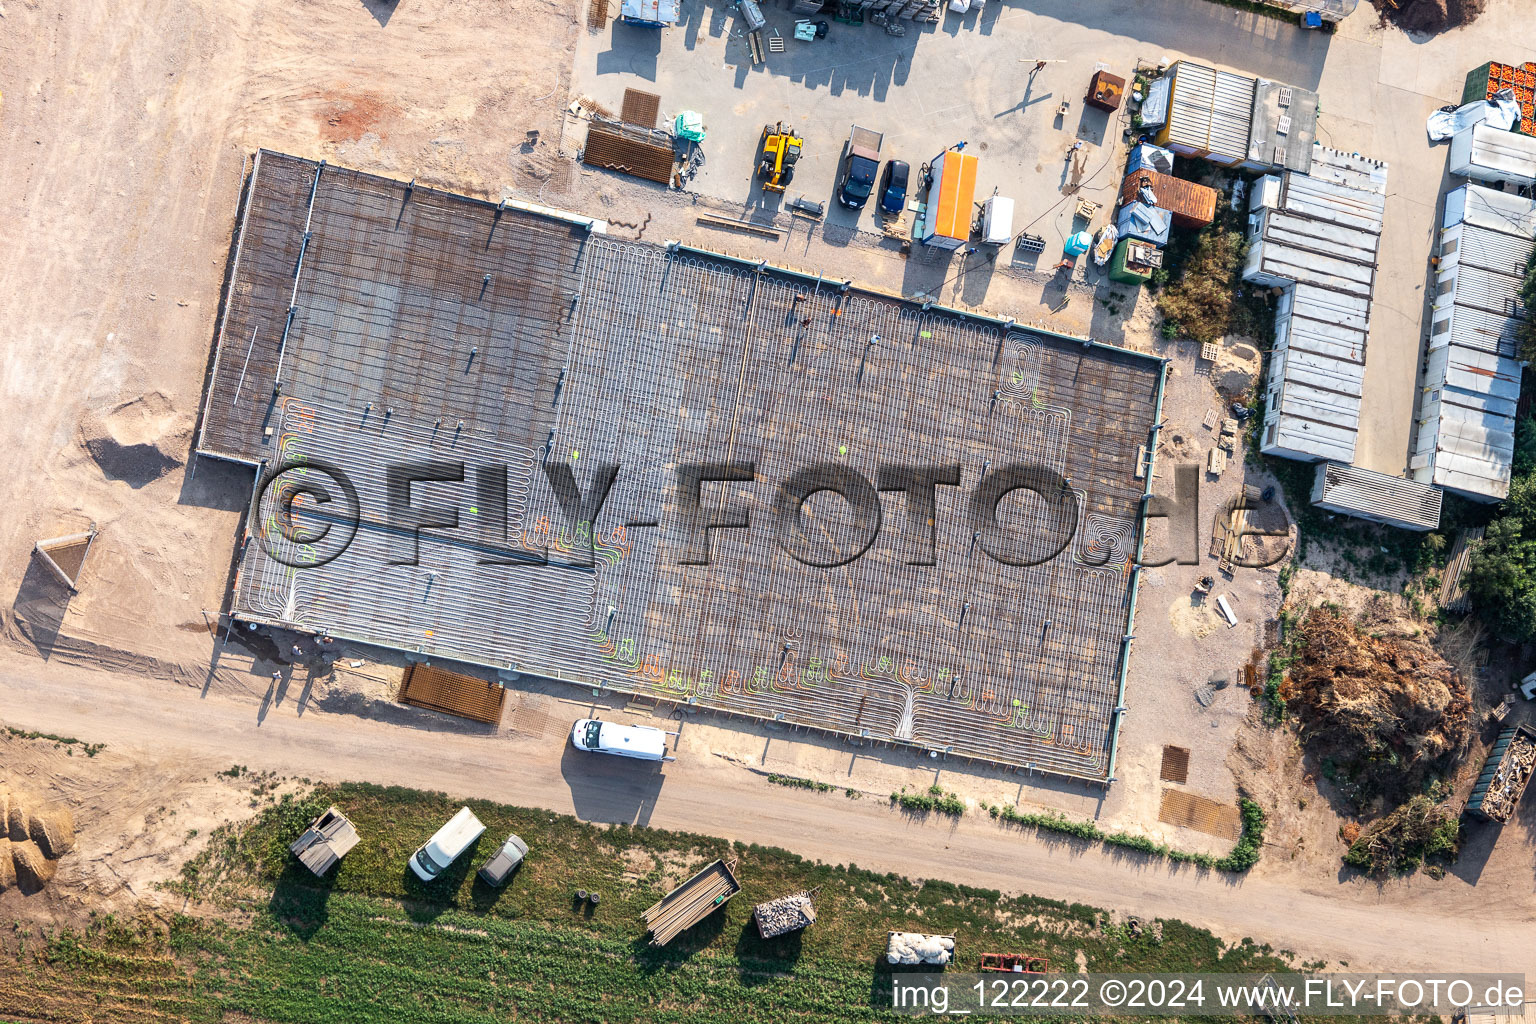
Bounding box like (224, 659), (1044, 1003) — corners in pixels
(1427, 89), (1520, 141)
(1140, 76), (1171, 130)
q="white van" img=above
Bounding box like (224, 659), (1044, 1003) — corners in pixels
(570, 718), (673, 761)
(409, 807), (486, 881)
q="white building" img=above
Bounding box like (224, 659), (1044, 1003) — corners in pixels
(1449, 122), (1536, 188)
(1247, 145), (1389, 464)
(1411, 184), (1536, 501)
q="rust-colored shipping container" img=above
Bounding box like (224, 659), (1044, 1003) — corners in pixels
(1119, 169), (1217, 229)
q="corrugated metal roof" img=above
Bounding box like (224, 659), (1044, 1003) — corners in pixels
(1253, 145), (1389, 465)
(1454, 122), (1536, 184)
(1165, 62), (1254, 161)
(1444, 303), (1526, 359)
(1450, 222), (1535, 276)
(1443, 263), (1526, 319)
(1245, 145), (1386, 301)
(1414, 189), (1533, 500)
(1432, 344), (1521, 407)
(1166, 62), (1216, 153)
(1311, 462), (1442, 531)
(1211, 70), (1257, 159)
(1418, 401), (1515, 499)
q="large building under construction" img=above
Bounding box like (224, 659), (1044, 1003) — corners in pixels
(197, 150), (1165, 782)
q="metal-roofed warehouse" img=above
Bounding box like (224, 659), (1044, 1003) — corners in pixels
(1246, 145), (1388, 464)
(197, 151), (1166, 783)
(1411, 184), (1536, 501)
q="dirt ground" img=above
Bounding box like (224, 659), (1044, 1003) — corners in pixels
(0, 730), (299, 938)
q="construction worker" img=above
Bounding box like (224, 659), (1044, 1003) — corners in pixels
(1031, 60), (1047, 74)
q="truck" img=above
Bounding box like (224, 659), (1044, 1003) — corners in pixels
(836, 125), (884, 209)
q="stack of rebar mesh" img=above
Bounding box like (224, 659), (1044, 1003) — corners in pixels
(642, 859), (741, 946)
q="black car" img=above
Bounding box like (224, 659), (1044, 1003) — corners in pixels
(878, 160), (909, 214)
(836, 126), (884, 209)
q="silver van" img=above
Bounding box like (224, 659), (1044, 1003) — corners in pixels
(409, 807), (486, 881)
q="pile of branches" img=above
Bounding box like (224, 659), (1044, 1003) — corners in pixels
(1370, 0), (1487, 35)
(1342, 795), (1460, 876)
(1282, 608), (1470, 810)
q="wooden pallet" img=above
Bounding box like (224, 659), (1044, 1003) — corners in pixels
(399, 663), (506, 725)
(587, 0), (609, 29)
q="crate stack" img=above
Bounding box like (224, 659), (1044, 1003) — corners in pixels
(1463, 61), (1536, 137)
(858, 0), (941, 20)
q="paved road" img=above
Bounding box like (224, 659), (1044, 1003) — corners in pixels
(1, 654), (1530, 974)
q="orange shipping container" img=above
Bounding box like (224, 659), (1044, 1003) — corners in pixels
(921, 149), (979, 249)
(1118, 169), (1217, 229)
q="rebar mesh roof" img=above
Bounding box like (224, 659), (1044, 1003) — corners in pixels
(201, 151), (1164, 780)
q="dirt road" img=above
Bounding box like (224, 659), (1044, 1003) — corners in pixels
(0, 653), (1529, 974)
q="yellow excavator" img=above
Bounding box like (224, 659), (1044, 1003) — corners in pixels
(757, 122), (803, 193)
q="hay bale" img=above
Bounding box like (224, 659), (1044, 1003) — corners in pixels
(28, 807), (75, 859)
(11, 840), (56, 890)
(0, 840), (14, 889)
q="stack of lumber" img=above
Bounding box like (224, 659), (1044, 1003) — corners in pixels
(642, 859), (740, 945)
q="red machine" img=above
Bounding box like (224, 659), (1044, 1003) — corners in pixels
(980, 953), (1050, 973)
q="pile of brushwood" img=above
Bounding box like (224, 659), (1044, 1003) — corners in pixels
(1342, 793), (1460, 876)
(1282, 608), (1470, 812)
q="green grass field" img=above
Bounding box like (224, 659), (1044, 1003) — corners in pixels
(4, 782), (1310, 1023)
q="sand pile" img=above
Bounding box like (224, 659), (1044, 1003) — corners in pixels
(1212, 339), (1261, 399)
(79, 391), (186, 487)
(1282, 608), (1470, 810)
(0, 786), (76, 892)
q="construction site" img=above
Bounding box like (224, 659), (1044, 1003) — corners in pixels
(198, 151), (1164, 782)
(6, 0), (1536, 1010)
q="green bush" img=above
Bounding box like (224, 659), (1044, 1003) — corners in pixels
(990, 799), (1265, 874)
(1155, 230), (1248, 345)
(890, 789), (966, 817)
(1343, 795), (1459, 875)
(767, 773), (833, 793)
(1213, 800), (1266, 873)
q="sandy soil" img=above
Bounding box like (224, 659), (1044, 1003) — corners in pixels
(0, 730), (298, 936)
(0, 0), (579, 676)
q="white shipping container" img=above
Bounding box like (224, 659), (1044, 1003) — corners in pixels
(1449, 122), (1536, 188)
